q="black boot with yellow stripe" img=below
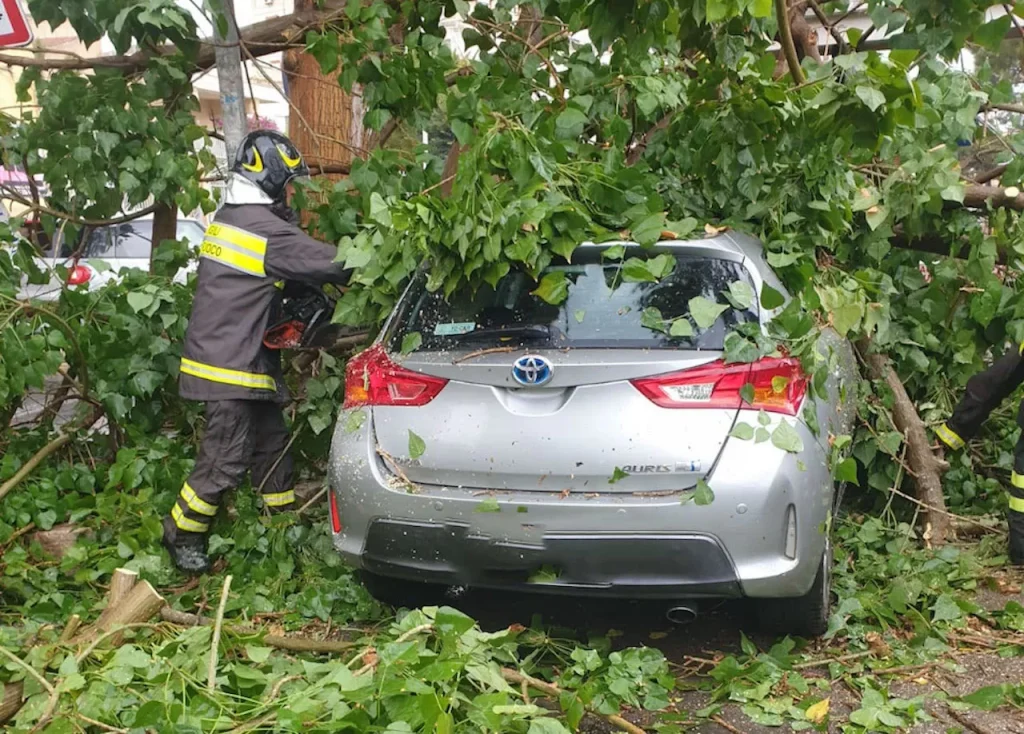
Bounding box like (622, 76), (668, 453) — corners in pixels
(162, 517), (211, 575)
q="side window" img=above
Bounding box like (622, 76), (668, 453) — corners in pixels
(83, 228), (115, 258)
(112, 222), (153, 259)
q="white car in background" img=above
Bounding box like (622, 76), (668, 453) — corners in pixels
(18, 218), (205, 300)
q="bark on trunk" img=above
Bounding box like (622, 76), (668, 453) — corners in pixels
(74, 577), (165, 646)
(857, 340), (951, 544)
(150, 201), (178, 273)
(285, 0), (364, 179)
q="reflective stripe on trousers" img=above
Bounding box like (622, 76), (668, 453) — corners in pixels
(180, 358), (276, 391)
(1010, 473), (1024, 513)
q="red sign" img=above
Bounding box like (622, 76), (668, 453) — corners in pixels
(0, 0), (32, 48)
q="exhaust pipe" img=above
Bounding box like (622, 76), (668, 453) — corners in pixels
(665, 604), (698, 625)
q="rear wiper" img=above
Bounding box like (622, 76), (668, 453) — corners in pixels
(456, 324), (553, 342)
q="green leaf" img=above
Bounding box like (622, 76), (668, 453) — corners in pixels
(974, 15), (1012, 52)
(126, 291), (155, 314)
(835, 457), (859, 485)
(760, 284), (785, 310)
(533, 272), (569, 304)
(369, 192), (392, 227)
(555, 107), (588, 139)
(528, 719), (572, 734)
(866, 204), (888, 231)
(931, 593), (963, 623)
(574, 309), (585, 323)
(640, 307), (666, 332)
(757, 409), (771, 426)
(245, 645), (272, 663)
(855, 85), (886, 112)
(771, 420), (804, 453)
(343, 409), (366, 434)
(961, 684), (1011, 710)
(475, 497), (501, 513)
(740, 383), (755, 404)
(669, 318), (694, 337)
(408, 430), (426, 459)
(400, 332), (422, 355)
(694, 478), (715, 505)
(602, 245), (626, 261)
(609, 467), (629, 484)
(631, 212), (666, 247)
(689, 296), (729, 329)
(730, 422), (754, 440)
(832, 303), (862, 337)
(726, 280), (755, 310)
(751, 0), (772, 17)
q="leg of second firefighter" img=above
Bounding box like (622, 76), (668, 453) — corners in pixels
(940, 347), (1024, 450)
(1010, 401), (1024, 565)
(163, 400), (256, 573)
(250, 401), (295, 512)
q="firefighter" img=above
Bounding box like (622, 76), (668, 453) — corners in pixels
(163, 130), (351, 574)
(936, 346), (1024, 564)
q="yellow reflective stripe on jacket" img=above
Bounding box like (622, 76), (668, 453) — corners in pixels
(263, 490), (295, 507)
(180, 482), (216, 516)
(1010, 493), (1024, 513)
(200, 223), (268, 276)
(1012, 472), (1024, 490)
(180, 358), (276, 391)
(172, 504), (209, 533)
(200, 238), (266, 276)
(205, 223), (267, 255)
(936, 423), (965, 451)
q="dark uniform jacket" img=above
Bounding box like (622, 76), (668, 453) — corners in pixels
(179, 204), (350, 404)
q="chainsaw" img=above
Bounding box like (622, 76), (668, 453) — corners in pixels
(263, 284), (339, 350)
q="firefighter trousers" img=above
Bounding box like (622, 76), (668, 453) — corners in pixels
(165, 400), (295, 541)
(938, 347), (1024, 560)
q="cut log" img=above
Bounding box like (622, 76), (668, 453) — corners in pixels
(857, 340), (951, 544)
(0, 680), (23, 725)
(93, 568), (140, 631)
(32, 523), (89, 560)
(74, 579), (165, 646)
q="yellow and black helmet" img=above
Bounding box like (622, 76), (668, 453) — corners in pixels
(232, 131), (309, 202)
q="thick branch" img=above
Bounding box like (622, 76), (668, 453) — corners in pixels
(963, 184), (1024, 210)
(0, 3), (347, 74)
(776, 0), (807, 83)
(856, 340), (950, 544)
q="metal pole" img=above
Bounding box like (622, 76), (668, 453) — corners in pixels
(213, 0), (247, 164)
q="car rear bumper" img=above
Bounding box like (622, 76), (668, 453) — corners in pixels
(360, 518), (742, 598)
(329, 409), (834, 599)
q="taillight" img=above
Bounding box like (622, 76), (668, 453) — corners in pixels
(67, 265), (91, 285)
(329, 489), (342, 533)
(343, 344), (448, 408)
(631, 357), (808, 415)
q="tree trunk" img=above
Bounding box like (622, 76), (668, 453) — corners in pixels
(150, 201), (178, 273)
(0, 681), (23, 726)
(857, 340), (951, 544)
(285, 0), (364, 179)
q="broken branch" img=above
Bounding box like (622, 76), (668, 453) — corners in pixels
(208, 575), (233, 693)
(776, 0), (807, 84)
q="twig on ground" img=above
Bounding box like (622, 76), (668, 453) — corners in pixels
(297, 487), (327, 515)
(946, 705), (998, 734)
(75, 713), (127, 733)
(208, 575), (233, 693)
(501, 667), (647, 734)
(0, 645), (58, 732)
(712, 715), (748, 734)
(793, 650), (874, 670)
(58, 614), (81, 643)
(75, 624), (164, 663)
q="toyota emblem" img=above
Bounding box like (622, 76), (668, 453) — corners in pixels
(511, 355), (553, 386)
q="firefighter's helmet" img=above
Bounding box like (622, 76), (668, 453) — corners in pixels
(232, 131), (309, 202)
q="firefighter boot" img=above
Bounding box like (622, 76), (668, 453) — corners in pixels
(162, 517), (212, 575)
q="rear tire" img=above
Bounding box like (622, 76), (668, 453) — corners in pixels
(359, 570), (449, 609)
(754, 540), (832, 638)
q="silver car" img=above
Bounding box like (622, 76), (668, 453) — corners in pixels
(328, 233), (857, 636)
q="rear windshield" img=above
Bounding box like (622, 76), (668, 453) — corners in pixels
(389, 250), (758, 352)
